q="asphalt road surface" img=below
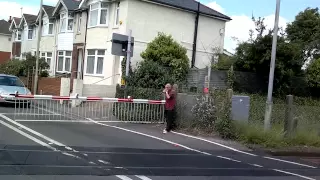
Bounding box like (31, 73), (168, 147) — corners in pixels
(0, 104), (319, 180)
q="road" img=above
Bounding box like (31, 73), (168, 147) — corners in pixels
(0, 104), (319, 180)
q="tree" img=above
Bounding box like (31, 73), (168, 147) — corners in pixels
(233, 17), (304, 94)
(0, 53), (49, 77)
(0, 59), (24, 76)
(125, 33), (189, 89)
(140, 33), (189, 82)
(306, 58), (320, 88)
(286, 8), (320, 61)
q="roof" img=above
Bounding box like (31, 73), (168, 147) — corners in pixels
(23, 14), (37, 25)
(52, 0), (82, 16)
(43, 5), (55, 18)
(0, 20), (11, 35)
(150, 0), (231, 20)
(63, 0), (81, 11)
(13, 17), (21, 26)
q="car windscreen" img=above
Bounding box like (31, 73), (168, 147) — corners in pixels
(0, 76), (25, 87)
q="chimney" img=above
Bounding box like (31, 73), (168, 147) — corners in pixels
(8, 16), (12, 23)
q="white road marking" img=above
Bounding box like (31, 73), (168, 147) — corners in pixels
(86, 118), (212, 156)
(273, 169), (316, 180)
(116, 175), (133, 180)
(0, 114), (66, 147)
(171, 131), (257, 156)
(250, 164), (263, 168)
(0, 119), (56, 151)
(36, 107), (61, 115)
(135, 175), (152, 180)
(98, 159), (110, 165)
(216, 156), (232, 160)
(264, 156), (317, 169)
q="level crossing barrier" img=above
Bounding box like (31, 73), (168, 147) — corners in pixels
(0, 94), (165, 123)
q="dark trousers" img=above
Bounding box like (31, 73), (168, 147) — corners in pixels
(165, 109), (175, 132)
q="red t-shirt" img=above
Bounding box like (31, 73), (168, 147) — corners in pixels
(165, 90), (176, 110)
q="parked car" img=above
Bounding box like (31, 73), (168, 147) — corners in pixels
(0, 74), (32, 106)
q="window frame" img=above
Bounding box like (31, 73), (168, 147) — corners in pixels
(60, 13), (67, 33)
(85, 49), (105, 76)
(77, 13), (82, 33)
(114, 2), (120, 27)
(57, 51), (72, 73)
(48, 19), (54, 35)
(15, 30), (21, 41)
(89, 2), (109, 28)
(40, 52), (53, 69)
(28, 26), (33, 40)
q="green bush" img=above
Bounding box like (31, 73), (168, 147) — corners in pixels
(191, 96), (217, 130)
(0, 59), (24, 76)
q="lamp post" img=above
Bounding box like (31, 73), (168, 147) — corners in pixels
(264, 0), (281, 130)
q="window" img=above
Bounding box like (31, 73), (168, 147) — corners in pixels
(48, 19), (54, 35)
(86, 49), (105, 75)
(60, 13), (67, 32)
(40, 52), (52, 68)
(114, 2), (120, 26)
(89, 2), (109, 27)
(77, 13), (82, 33)
(15, 31), (21, 41)
(28, 26), (33, 40)
(57, 51), (72, 72)
(67, 14), (74, 31)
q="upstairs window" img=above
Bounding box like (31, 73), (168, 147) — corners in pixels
(77, 13), (82, 33)
(89, 2), (109, 27)
(28, 26), (33, 40)
(48, 19), (54, 35)
(114, 2), (120, 26)
(15, 31), (21, 41)
(60, 13), (67, 32)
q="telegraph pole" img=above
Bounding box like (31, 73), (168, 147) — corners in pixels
(33, 0), (43, 94)
(264, 0), (281, 130)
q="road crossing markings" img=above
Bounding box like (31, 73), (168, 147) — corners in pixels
(135, 175), (153, 180)
(116, 175), (133, 180)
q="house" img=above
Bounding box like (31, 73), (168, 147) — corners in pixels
(36, 5), (56, 76)
(8, 17), (22, 59)
(78, 0), (231, 85)
(52, 0), (82, 77)
(0, 19), (12, 63)
(19, 13), (38, 59)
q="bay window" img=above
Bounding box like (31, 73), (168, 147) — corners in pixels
(60, 13), (74, 32)
(86, 50), (105, 75)
(89, 2), (109, 27)
(57, 51), (72, 72)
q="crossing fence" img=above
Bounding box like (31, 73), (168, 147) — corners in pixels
(0, 94), (165, 123)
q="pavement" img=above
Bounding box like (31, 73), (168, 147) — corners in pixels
(0, 103), (319, 180)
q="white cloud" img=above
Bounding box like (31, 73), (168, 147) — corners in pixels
(0, 0), (59, 21)
(206, 1), (289, 53)
(206, 1), (225, 14)
(0, 1), (39, 20)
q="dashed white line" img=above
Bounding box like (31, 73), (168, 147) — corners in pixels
(98, 159), (110, 165)
(115, 175), (133, 180)
(171, 131), (257, 156)
(250, 164), (263, 168)
(264, 156), (317, 169)
(216, 156), (241, 163)
(135, 175), (153, 180)
(273, 169), (316, 180)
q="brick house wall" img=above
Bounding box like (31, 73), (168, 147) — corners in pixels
(37, 77), (61, 96)
(0, 51), (10, 64)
